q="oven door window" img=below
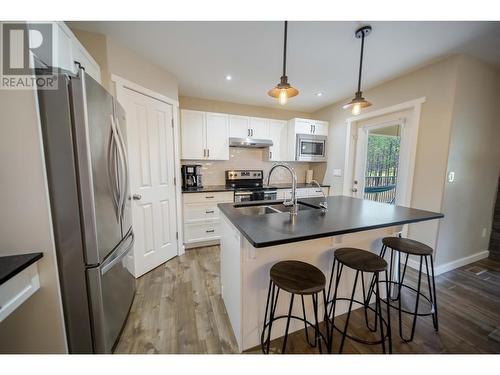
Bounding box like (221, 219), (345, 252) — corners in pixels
(300, 140), (324, 156)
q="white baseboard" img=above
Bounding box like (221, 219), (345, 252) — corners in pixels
(406, 250), (490, 276)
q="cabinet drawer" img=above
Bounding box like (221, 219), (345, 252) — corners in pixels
(184, 222), (221, 243)
(184, 202), (220, 222)
(182, 191), (234, 204)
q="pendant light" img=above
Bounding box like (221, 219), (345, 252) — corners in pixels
(268, 21), (299, 105)
(343, 25), (372, 115)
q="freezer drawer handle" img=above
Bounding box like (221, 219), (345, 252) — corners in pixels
(101, 229), (134, 275)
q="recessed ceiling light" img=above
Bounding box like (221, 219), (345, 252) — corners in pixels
(315, 92), (324, 97)
(225, 75), (232, 81)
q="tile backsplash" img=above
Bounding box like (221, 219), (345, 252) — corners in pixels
(182, 148), (324, 185)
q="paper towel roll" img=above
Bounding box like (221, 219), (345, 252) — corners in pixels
(306, 170), (313, 184)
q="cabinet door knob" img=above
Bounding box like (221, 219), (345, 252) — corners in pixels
(132, 194), (142, 200)
(352, 188), (358, 193)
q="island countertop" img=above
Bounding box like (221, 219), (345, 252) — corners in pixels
(218, 196), (444, 248)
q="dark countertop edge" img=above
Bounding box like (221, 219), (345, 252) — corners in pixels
(182, 186), (233, 193)
(0, 252), (43, 285)
(182, 183), (331, 193)
(244, 214), (444, 248)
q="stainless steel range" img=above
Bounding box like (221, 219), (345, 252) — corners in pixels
(225, 170), (277, 202)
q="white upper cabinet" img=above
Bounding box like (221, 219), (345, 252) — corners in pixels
(267, 120), (288, 161)
(180, 110), (229, 160)
(249, 117), (269, 139)
(229, 115), (250, 138)
(53, 23), (101, 83)
(54, 23), (74, 73)
(294, 118), (329, 136)
(205, 112), (229, 160)
(229, 115), (269, 139)
(181, 110), (205, 160)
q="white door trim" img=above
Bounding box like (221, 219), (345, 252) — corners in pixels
(112, 74), (185, 256)
(343, 97), (426, 209)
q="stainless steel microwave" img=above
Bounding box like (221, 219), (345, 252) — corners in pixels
(296, 134), (327, 162)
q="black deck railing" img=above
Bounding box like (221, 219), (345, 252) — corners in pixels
(364, 175), (397, 204)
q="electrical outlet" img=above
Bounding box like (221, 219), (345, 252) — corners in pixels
(448, 171), (455, 183)
(482, 227), (488, 238)
(333, 169), (342, 177)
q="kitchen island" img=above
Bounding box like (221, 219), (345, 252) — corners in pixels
(218, 196), (443, 352)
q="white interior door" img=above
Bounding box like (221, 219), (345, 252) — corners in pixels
(120, 88), (178, 277)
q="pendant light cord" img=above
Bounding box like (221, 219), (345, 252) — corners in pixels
(357, 32), (365, 93)
(282, 21), (288, 77)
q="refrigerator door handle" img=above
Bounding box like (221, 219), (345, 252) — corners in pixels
(101, 228), (134, 275)
(110, 115), (127, 222)
(114, 115), (129, 221)
(107, 127), (120, 220)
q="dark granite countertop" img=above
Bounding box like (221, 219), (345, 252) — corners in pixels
(0, 252), (43, 285)
(181, 185), (233, 193)
(218, 196), (444, 248)
(182, 183), (330, 193)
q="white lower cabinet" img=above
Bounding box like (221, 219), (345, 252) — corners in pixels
(183, 191), (234, 247)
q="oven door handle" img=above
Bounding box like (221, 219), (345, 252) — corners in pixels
(234, 191), (253, 196)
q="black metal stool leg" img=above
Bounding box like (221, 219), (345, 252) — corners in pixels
(300, 295), (314, 347)
(384, 270), (393, 353)
(401, 255), (423, 342)
(265, 283), (280, 353)
(339, 270), (359, 354)
(428, 255), (439, 331)
(366, 244), (387, 303)
(312, 293), (323, 353)
(322, 289), (330, 351)
(375, 273), (386, 353)
(281, 293), (295, 353)
(328, 261), (343, 353)
(361, 272), (377, 332)
(261, 279), (273, 353)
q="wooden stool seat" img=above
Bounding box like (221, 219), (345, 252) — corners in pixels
(334, 248), (387, 273)
(383, 237), (433, 256)
(270, 260), (326, 295)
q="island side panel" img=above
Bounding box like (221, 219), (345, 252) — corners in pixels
(239, 226), (402, 351)
(219, 212), (243, 351)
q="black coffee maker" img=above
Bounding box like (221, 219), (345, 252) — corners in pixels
(181, 165), (203, 189)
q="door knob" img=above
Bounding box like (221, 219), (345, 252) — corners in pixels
(352, 188), (358, 193)
(132, 194), (142, 200)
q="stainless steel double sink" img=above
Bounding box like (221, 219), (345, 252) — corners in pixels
(233, 201), (320, 216)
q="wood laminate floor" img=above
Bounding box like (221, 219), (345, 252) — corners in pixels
(115, 246), (500, 354)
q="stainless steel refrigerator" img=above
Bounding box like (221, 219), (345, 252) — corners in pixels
(37, 67), (135, 353)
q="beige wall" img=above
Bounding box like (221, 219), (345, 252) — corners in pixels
(312, 56), (461, 263)
(179, 96), (311, 120)
(0, 89), (67, 353)
(71, 29), (110, 90)
(436, 55), (500, 265)
(72, 28), (179, 100)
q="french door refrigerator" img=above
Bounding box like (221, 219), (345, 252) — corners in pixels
(37, 67), (135, 353)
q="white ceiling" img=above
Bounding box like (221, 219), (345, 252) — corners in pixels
(68, 21), (500, 112)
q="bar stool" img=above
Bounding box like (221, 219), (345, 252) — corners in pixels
(367, 237), (438, 342)
(327, 248), (392, 354)
(261, 260), (329, 354)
